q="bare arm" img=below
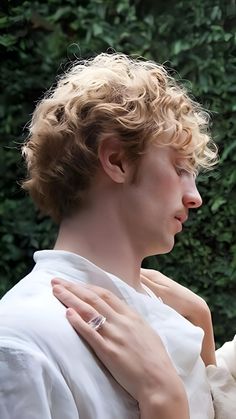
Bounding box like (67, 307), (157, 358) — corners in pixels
(141, 268), (216, 366)
(52, 279), (190, 419)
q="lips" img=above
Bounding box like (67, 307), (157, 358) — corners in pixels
(175, 213), (188, 224)
(175, 217), (182, 229)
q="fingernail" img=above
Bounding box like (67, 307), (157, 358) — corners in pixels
(66, 308), (74, 317)
(51, 278), (62, 285)
(52, 284), (63, 294)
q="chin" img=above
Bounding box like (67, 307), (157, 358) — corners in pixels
(158, 246), (174, 255)
(148, 239), (175, 256)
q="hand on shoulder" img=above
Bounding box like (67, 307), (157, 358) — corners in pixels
(52, 278), (190, 419)
(141, 268), (209, 322)
(141, 268), (216, 366)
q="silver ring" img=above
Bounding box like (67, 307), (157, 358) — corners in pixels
(87, 315), (106, 331)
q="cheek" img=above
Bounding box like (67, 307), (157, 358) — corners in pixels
(155, 173), (179, 198)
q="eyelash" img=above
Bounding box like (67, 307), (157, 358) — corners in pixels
(175, 166), (188, 176)
(175, 165), (196, 179)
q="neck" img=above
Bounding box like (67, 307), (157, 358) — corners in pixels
(54, 204), (143, 291)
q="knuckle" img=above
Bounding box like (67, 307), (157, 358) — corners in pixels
(127, 309), (139, 321)
(90, 287), (115, 304)
(99, 289), (114, 303)
(84, 292), (100, 306)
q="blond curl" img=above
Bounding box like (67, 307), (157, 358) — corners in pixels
(22, 52), (218, 222)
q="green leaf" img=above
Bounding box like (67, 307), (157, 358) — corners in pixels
(211, 198), (227, 212)
(0, 34), (17, 47)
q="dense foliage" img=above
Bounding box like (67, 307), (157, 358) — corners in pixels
(0, 0), (235, 345)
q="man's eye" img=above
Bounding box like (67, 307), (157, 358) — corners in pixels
(175, 166), (197, 181)
(175, 166), (188, 176)
(175, 166), (195, 178)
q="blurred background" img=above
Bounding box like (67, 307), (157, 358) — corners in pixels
(0, 0), (235, 346)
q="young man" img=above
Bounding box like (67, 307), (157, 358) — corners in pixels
(0, 53), (218, 418)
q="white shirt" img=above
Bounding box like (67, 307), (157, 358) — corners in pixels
(216, 335), (236, 379)
(0, 250), (214, 419)
(206, 336), (236, 418)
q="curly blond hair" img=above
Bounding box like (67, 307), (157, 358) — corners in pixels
(22, 52), (217, 222)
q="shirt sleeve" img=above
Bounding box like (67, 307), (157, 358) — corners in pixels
(0, 342), (79, 419)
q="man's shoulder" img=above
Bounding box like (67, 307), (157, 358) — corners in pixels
(0, 267), (53, 308)
(0, 267), (74, 350)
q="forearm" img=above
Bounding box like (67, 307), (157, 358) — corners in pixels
(201, 325), (216, 366)
(187, 300), (216, 366)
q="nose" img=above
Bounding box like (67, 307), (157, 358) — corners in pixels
(182, 177), (202, 209)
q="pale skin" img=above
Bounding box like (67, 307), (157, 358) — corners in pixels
(53, 135), (209, 418)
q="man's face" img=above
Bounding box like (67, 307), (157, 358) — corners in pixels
(120, 142), (202, 257)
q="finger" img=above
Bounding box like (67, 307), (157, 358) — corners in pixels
(51, 278), (127, 315)
(141, 272), (168, 291)
(53, 285), (128, 348)
(140, 269), (159, 283)
(82, 284), (128, 315)
(141, 269), (172, 288)
(66, 308), (108, 355)
(52, 285), (99, 322)
(52, 284), (122, 326)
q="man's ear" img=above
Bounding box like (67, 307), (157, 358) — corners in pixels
(98, 136), (131, 183)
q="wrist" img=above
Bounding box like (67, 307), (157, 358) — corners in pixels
(138, 369), (190, 419)
(139, 385), (189, 419)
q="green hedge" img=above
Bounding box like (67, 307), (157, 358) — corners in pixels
(0, 0), (235, 346)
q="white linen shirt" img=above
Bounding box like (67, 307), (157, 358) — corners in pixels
(0, 250), (214, 419)
(206, 336), (236, 418)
